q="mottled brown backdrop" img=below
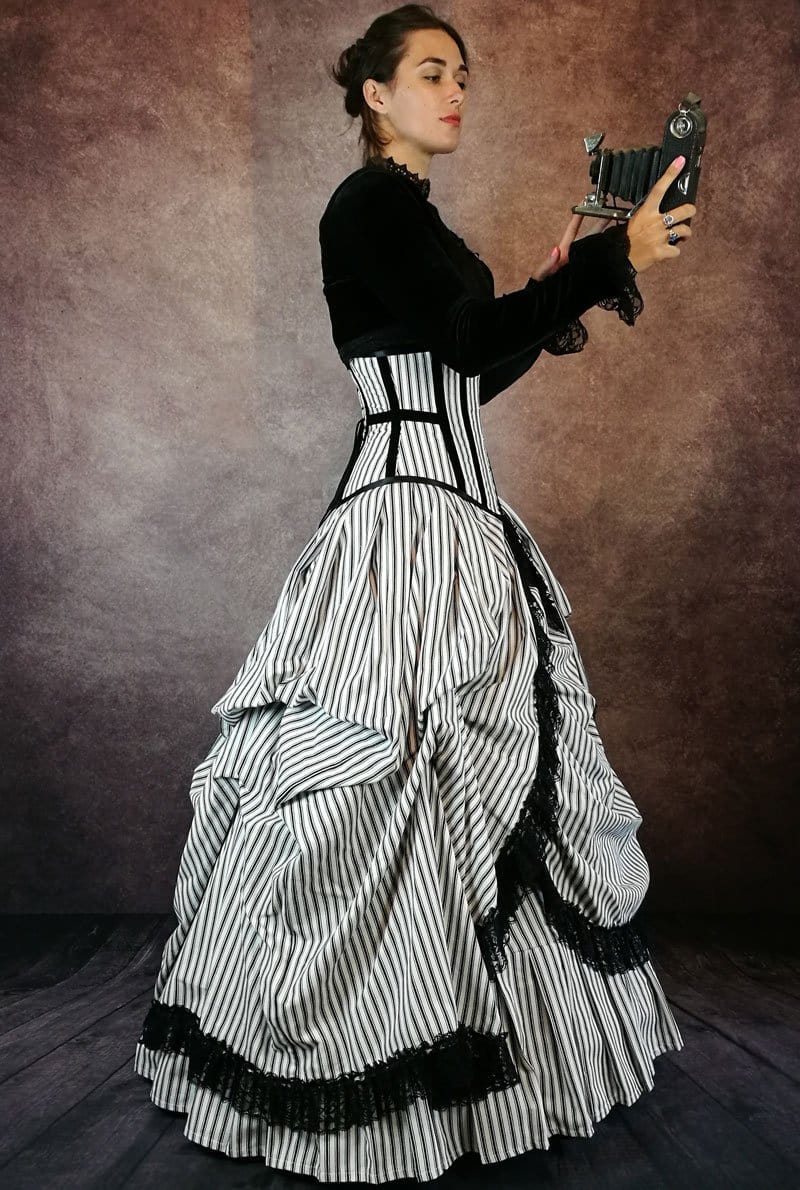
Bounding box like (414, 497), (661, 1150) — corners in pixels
(2, 0), (797, 911)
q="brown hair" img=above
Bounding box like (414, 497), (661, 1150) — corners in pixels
(329, 5), (469, 166)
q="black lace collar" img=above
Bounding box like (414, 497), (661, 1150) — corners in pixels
(365, 153), (431, 199)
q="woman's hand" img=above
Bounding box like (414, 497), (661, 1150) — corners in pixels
(533, 212), (615, 280)
(625, 156), (697, 273)
(534, 154), (697, 280)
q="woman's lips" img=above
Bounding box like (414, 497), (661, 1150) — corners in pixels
(441, 117), (461, 125)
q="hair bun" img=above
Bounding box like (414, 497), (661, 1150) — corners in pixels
(340, 40), (364, 91)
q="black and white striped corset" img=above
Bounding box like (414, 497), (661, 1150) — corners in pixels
(320, 350), (500, 524)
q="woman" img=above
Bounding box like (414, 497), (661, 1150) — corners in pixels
(134, 5), (692, 1182)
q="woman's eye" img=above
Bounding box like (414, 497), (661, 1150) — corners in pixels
(425, 75), (467, 90)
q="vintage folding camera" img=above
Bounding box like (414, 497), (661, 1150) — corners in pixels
(572, 92), (706, 226)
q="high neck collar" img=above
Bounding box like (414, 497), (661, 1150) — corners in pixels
(365, 154), (431, 199)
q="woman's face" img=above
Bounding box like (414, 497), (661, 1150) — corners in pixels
(363, 28), (469, 163)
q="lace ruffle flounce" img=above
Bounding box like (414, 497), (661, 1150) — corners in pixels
(139, 999), (520, 1133)
(478, 505), (651, 976)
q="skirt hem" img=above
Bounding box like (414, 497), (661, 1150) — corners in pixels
(133, 1033), (682, 1184)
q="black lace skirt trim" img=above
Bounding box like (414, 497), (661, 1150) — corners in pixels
(137, 997), (521, 1133)
(543, 223), (644, 356)
(474, 507), (652, 979)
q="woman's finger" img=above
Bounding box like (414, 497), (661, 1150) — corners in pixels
(559, 213), (584, 252)
(531, 245), (561, 281)
(552, 213), (587, 265)
(535, 207), (607, 279)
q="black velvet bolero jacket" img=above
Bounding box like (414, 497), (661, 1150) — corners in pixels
(318, 155), (644, 406)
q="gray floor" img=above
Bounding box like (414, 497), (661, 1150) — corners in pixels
(0, 913), (798, 1189)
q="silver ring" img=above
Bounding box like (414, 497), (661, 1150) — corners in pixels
(667, 230), (680, 245)
(663, 213), (675, 228)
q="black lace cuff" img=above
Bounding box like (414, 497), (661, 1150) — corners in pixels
(542, 222), (643, 356)
(540, 317), (588, 355)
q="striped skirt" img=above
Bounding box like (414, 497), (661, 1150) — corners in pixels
(133, 355), (684, 1182)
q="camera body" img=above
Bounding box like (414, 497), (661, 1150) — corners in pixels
(572, 92), (706, 224)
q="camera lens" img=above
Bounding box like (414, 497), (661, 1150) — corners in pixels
(670, 114), (692, 138)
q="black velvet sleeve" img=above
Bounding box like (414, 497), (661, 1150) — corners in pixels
(477, 225), (643, 403)
(478, 343), (545, 406)
(540, 222), (644, 357)
(321, 170), (641, 379)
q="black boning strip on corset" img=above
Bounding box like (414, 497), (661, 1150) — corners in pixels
(365, 409), (439, 424)
(431, 356), (466, 491)
(458, 372), (487, 506)
(137, 996), (521, 1133)
(376, 356), (401, 478)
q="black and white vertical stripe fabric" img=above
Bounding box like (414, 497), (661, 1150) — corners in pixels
(134, 350), (684, 1183)
(324, 352), (501, 518)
